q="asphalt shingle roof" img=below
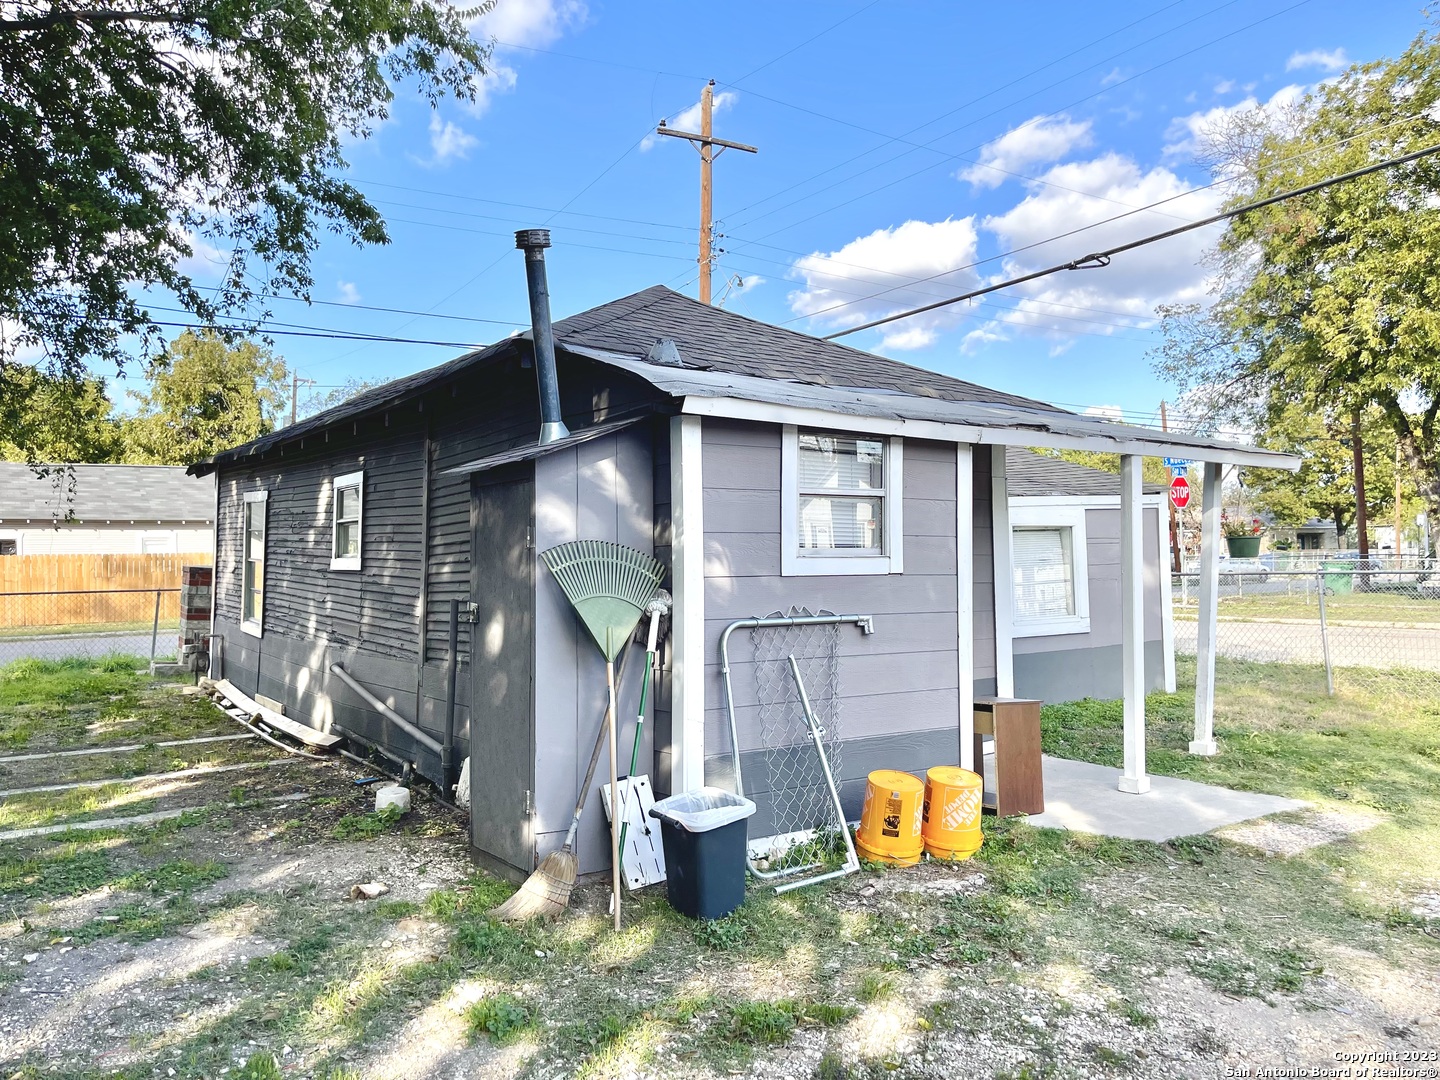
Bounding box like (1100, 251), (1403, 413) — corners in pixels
(0, 463), (215, 522)
(1006, 447), (1168, 498)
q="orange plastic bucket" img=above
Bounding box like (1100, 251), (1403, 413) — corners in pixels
(921, 766), (984, 861)
(855, 769), (925, 866)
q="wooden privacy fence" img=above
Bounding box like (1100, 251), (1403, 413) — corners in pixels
(0, 553), (213, 631)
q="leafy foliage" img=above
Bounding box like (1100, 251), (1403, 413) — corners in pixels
(0, 0), (491, 461)
(1153, 22), (1440, 532)
(466, 993), (535, 1045)
(0, 365), (121, 463)
(122, 330), (288, 464)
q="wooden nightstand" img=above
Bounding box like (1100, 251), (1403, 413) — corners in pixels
(973, 697), (1045, 817)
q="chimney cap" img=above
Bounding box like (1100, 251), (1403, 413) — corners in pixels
(515, 228), (552, 251)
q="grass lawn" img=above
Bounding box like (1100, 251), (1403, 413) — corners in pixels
(1174, 588), (1440, 625)
(0, 655), (1437, 1079)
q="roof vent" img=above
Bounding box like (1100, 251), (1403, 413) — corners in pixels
(646, 338), (685, 367)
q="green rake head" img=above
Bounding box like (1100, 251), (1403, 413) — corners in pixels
(540, 540), (667, 661)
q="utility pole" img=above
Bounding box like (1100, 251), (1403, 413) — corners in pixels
(656, 80), (757, 305)
(1161, 401), (1182, 573)
(291, 372), (316, 427)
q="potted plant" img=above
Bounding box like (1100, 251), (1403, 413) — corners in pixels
(1222, 512), (1263, 557)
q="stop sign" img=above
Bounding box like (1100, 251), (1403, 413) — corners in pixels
(1170, 475), (1191, 508)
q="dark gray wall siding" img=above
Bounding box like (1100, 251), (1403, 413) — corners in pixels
(1015, 640), (1168, 703)
(972, 445), (997, 684)
(698, 421), (971, 813)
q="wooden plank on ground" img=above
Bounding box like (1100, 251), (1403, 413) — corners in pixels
(213, 678), (342, 748)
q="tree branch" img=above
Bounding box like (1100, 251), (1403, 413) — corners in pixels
(0, 10), (211, 34)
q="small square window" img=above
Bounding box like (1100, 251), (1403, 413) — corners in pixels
(1010, 505), (1090, 637)
(331, 471), (363, 571)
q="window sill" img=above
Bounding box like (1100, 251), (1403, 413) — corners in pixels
(239, 620), (263, 639)
(782, 552), (899, 577)
(330, 557), (361, 572)
(1012, 617), (1090, 639)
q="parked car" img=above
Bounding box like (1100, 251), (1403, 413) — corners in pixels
(1218, 558), (1269, 581)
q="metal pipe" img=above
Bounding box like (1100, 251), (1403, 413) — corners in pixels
(149, 589), (162, 666)
(1316, 569), (1335, 696)
(328, 663), (444, 756)
(332, 722), (413, 771)
(443, 598), (459, 798)
(515, 229), (569, 445)
(718, 614), (874, 798)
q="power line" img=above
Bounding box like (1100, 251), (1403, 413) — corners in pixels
(786, 111), (1429, 329)
(824, 142), (1440, 341)
(727, 0), (1313, 242)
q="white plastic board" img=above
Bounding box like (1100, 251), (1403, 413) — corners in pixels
(600, 775), (666, 890)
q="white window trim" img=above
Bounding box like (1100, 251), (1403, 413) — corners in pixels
(330, 470), (364, 572)
(780, 425), (904, 576)
(1010, 502), (1090, 638)
(241, 490), (267, 638)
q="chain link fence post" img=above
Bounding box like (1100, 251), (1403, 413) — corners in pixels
(1316, 568), (1334, 695)
(149, 588), (162, 668)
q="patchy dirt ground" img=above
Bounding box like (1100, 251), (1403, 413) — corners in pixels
(2, 660), (1439, 1079)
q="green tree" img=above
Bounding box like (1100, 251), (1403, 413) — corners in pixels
(0, 365), (121, 462)
(0, 0), (490, 458)
(1031, 448), (1172, 488)
(1154, 21), (1440, 526)
(123, 331), (287, 464)
(1243, 401), (1396, 544)
(301, 377), (387, 420)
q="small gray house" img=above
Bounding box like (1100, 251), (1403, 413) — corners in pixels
(190, 235), (1296, 880)
(1003, 449), (1173, 704)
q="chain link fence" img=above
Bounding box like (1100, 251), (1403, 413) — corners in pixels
(0, 588), (184, 667)
(1172, 564), (1440, 696)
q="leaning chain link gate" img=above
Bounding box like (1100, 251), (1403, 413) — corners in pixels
(719, 608), (874, 890)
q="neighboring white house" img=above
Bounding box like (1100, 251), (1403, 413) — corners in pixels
(0, 463), (215, 556)
(1004, 448), (1175, 703)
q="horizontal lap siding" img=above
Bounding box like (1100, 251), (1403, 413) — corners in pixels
(698, 420), (961, 799)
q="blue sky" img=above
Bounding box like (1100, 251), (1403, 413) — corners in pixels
(177, 0), (1428, 426)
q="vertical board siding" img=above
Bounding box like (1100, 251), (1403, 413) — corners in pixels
(699, 420), (962, 798)
(532, 427), (655, 876)
(972, 445), (997, 683)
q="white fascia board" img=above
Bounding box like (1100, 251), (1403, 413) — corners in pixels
(1009, 494), (1167, 509)
(677, 396), (1297, 470)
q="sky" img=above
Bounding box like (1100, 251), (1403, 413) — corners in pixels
(157, 0), (1430, 428)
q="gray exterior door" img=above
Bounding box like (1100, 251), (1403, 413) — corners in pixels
(469, 466), (536, 871)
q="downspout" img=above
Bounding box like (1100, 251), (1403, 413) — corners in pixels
(443, 598), (459, 798)
(329, 663), (443, 757)
(515, 229), (570, 445)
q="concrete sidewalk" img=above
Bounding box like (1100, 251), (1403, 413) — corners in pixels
(1022, 755), (1305, 842)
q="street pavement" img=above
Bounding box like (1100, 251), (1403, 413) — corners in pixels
(1175, 618), (1440, 673)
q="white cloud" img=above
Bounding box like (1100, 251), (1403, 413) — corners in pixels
(1287, 47), (1348, 73)
(424, 114), (478, 166)
(960, 114), (1093, 188)
(1214, 79), (1236, 95)
(1101, 68), (1124, 87)
(787, 218), (982, 351)
(959, 153), (1226, 348)
(336, 281), (361, 305)
(173, 228), (229, 280)
(465, 0), (588, 115)
(642, 89), (738, 151)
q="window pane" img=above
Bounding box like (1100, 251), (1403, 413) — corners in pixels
(798, 495), (884, 551)
(337, 485), (359, 521)
(1012, 528), (1074, 619)
(335, 521), (359, 558)
(798, 433), (884, 491)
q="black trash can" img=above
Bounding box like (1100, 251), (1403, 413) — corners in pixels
(648, 787), (756, 920)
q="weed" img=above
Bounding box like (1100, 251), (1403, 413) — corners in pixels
(800, 1001), (857, 1026)
(373, 899), (420, 920)
(815, 1052), (853, 1080)
(330, 805), (402, 840)
(116, 858), (227, 894)
(857, 970), (897, 1003)
(694, 914), (747, 950)
(235, 1053), (283, 1080)
(728, 1000), (797, 1044)
(1109, 998), (1157, 1028)
(466, 993), (535, 1045)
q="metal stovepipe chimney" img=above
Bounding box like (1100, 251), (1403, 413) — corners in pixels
(515, 229), (569, 445)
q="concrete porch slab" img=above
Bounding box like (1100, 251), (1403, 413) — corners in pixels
(1022, 755), (1306, 842)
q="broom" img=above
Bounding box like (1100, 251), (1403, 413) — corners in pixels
(537, 540), (665, 930)
(492, 646), (633, 921)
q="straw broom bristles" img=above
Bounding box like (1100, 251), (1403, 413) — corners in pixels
(492, 846), (577, 921)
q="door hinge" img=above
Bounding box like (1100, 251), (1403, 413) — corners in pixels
(525, 525), (534, 550)
(523, 789), (534, 817)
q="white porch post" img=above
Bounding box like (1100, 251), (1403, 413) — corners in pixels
(669, 414), (706, 793)
(1119, 455), (1150, 793)
(1156, 498), (1177, 693)
(957, 444), (975, 771)
(1190, 461), (1222, 755)
(991, 446), (1015, 699)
